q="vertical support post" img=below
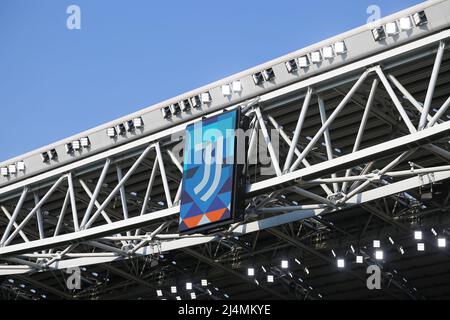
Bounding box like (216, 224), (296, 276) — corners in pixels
(318, 96), (339, 193)
(33, 193), (45, 240)
(155, 142), (173, 208)
(342, 79), (379, 193)
(419, 41), (446, 130)
(67, 173), (79, 232)
(283, 87), (312, 172)
(254, 107), (282, 177)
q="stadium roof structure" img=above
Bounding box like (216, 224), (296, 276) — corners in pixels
(1, 0), (450, 300)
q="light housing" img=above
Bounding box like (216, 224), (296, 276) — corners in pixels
(180, 100), (191, 112)
(385, 22), (399, 36)
(117, 123), (127, 135)
(298, 55), (310, 68)
(133, 117), (144, 128)
(170, 103), (181, 115)
(281, 260), (289, 269)
(191, 95), (201, 108)
(311, 51), (322, 63)
(375, 250), (384, 260)
(65, 143), (74, 154)
(190, 292), (196, 300)
(373, 240), (381, 248)
(356, 256), (363, 264)
(322, 46), (334, 59)
(414, 231), (423, 240)
(438, 238), (446, 248)
(107, 127), (117, 137)
(8, 164), (17, 174)
(247, 268), (255, 276)
(337, 259), (345, 268)
(72, 140), (81, 150)
(17, 161), (25, 171)
(334, 41), (346, 54)
(399, 16), (413, 30)
(267, 275), (274, 283)
(0, 167), (8, 176)
(413, 11), (427, 26)
(41, 152), (50, 163)
(80, 137), (90, 148)
(186, 282), (192, 290)
(232, 80), (242, 93)
(262, 68), (275, 81)
(171, 286), (177, 294)
(285, 59), (298, 73)
(49, 149), (58, 160)
(417, 243), (425, 251)
(252, 72), (264, 85)
(221, 84), (231, 96)
(156, 290), (163, 297)
(201, 92), (211, 103)
(161, 106), (172, 119)
(201, 279), (208, 287)
(372, 26), (386, 41)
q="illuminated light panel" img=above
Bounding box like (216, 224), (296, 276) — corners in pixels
(322, 46), (334, 59)
(414, 231), (423, 240)
(156, 290), (163, 297)
(298, 55), (310, 68)
(267, 275), (274, 283)
(8, 164), (17, 174)
(133, 117), (144, 128)
(375, 250), (384, 260)
(232, 80), (242, 93)
(438, 238), (446, 248)
(417, 243), (425, 251)
(385, 22), (399, 36)
(221, 84), (231, 96)
(201, 279), (208, 287)
(201, 92), (211, 103)
(107, 127), (117, 137)
(80, 137), (90, 148)
(337, 259), (345, 268)
(310, 51), (322, 63)
(373, 240), (380, 248)
(334, 41), (346, 54)
(356, 256), (363, 264)
(72, 140), (81, 150)
(399, 16), (413, 30)
(186, 282), (192, 290)
(247, 268), (255, 276)
(0, 167), (8, 176)
(171, 286), (177, 294)
(281, 260), (289, 269)
(17, 161), (25, 171)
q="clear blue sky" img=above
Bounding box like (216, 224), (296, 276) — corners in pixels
(0, 0), (422, 162)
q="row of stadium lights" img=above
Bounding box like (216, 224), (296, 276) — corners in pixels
(156, 279), (230, 300)
(372, 10), (428, 42)
(6, 278), (47, 300)
(333, 228), (446, 269)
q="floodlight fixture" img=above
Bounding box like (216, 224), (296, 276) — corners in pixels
(170, 103), (181, 115)
(413, 11), (427, 26)
(385, 22), (399, 36)
(232, 80), (242, 93)
(65, 143), (74, 154)
(171, 286), (177, 294)
(191, 95), (201, 108)
(438, 238), (446, 248)
(281, 260), (289, 269)
(322, 46), (334, 59)
(399, 16), (413, 30)
(298, 55), (310, 68)
(186, 282), (192, 290)
(285, 59), (298, 73)
(49, 149), (58, 160)
(417, 243), (425, 251)
(201, 92), (211, 103)
(414, 231), (423, 240)
(262, 68), (275, 81)
(190, 292), (196, 300)
(356, 256), (363, 264)
(252, 72), (264, 85)
(72, 140), (81, 150)
(107, 127), (117, 137)
(117, 123), (127, 135)
(311, 50), (322, 63)
(373, 240), (380, 248)
(201, 279), (208, 287)
(17, 161), (25, 171)
(372, 26), (386, 41)
(156, 290), (163, 297)
(0, 167), (8, 176)
(334, 41), (346, 54)
(180, 99), (191, 112)
(375, 250), (384, 260)
(221, 84), (231, 96)
(337, 259), (345, 268)
(8, 164), (17, 174)
(133, 117), (144, 128)
(247, 268), (255, 276)
(80, 137), (90, 148)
